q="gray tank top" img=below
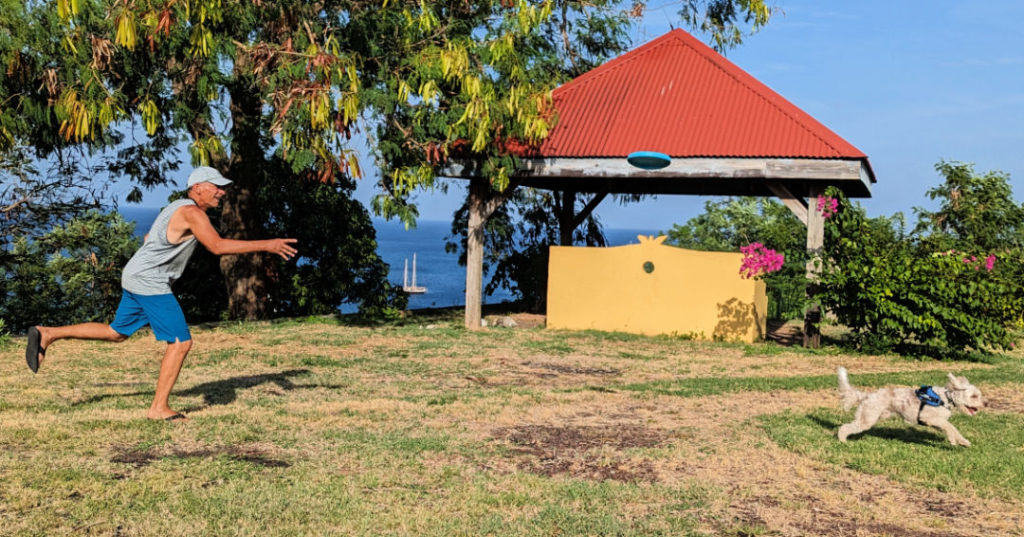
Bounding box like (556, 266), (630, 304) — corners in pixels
(122, 198), (201, 295)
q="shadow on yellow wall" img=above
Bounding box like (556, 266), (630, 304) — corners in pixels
(546, 236), (767, 343)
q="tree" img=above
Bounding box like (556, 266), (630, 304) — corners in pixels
(914, 161), (1024, 252)
(3, 0), (406, 319)
(3, 1), (776, 321)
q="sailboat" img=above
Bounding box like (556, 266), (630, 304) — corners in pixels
(403, 253), (427, 294)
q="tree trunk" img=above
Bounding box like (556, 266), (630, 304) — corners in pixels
(463, 177), (517, 329)
(219, 186), (269, 320)
(464, 177), (486, 330)
(219, 75), (270, 320)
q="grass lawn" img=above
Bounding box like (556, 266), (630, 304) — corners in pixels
(2, 311), (1023, 536)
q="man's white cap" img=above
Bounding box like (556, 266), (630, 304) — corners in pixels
(187, 166), (233, 188)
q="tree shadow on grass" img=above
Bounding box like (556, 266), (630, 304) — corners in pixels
(808, 414), (946, 446)
(76, 369), (342, 409)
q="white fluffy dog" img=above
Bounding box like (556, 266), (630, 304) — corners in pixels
(836, 367), (983, 447)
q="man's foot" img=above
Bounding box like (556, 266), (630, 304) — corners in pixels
(25, 326), (45, 374)
(147, 408), (189, 421)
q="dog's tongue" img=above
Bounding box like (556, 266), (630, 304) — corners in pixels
(965, 407), (978, 415)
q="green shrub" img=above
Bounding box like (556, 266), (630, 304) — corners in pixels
(0, 210), (139, 331)
(818, 187), (1023, 356)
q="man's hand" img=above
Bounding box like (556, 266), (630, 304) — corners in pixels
(269, 238), (298, 260)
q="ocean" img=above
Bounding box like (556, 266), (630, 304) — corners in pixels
(119, 206), (661, 310)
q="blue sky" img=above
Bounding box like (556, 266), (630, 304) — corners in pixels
(128, 1), (1024, 232)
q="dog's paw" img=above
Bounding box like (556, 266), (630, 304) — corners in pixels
(950, 436), (971, 447)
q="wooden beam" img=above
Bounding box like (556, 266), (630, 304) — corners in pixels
(449, 156), (869, 198)
(448, 156), (868, 179)
(571, 192), (608, 230)
(764, 183), (808, 225)
(446, 157), (873, 198)
(518, 157), (866, 181)
(554, 190), (608, 246)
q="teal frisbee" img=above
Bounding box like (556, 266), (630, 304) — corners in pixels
(626, 151), (671, 170)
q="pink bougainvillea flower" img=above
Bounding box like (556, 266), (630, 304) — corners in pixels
(815, 195), (839, 219)
(739, 243), (785, 279)
(985, 254), (996, 272)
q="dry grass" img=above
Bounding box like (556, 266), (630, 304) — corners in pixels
(1, 313), (1023, 536)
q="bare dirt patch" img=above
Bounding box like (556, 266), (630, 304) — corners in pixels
(519, 360), (621, 377)
(495, 424), (666, 482)
(516, 452), (658, 482)
(499, 424), (665, 451)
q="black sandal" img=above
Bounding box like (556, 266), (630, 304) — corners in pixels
(25, 326), (44, 374)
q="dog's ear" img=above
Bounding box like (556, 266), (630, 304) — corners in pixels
(947, 372), (967, 389)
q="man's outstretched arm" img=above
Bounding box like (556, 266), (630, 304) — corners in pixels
(181, 205), (298, 260)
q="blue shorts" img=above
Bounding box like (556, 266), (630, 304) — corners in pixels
(110, 290), (192, 343)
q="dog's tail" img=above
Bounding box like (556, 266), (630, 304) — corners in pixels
(837, 367), (867, 411)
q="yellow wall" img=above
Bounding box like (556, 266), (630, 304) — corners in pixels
(546, 236), (767, 342)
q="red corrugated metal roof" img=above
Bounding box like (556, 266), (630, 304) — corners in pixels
(536, 29), (868, 161)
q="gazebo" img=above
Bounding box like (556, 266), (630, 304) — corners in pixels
(448, 29), (875, 346)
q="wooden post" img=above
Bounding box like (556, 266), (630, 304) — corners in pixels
(557, 191), (576, 246)
(555, 190), (607, 247)
(465, 177), (486, 330)
(804, 184), (825, 348)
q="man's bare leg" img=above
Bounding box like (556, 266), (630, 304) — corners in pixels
(147, 339), (192, 421)
(34, 324), (127, 368)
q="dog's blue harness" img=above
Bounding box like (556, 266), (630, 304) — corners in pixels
(915, 385), (944, 425)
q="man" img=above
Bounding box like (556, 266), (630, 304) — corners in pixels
(24, 166), (297, 421)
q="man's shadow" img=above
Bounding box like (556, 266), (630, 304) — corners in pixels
(74, 369), (335, 410)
